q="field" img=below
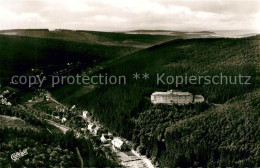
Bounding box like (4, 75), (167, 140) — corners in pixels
(0, 115), (39, 130)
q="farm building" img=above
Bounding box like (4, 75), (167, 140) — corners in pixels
(151, 90), (204, 105)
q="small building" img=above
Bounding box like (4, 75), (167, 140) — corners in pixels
(87, 123), (100, 135)
(111, 137), (128, 150)
(87, 123), (94, 131)
(61, 117), (67, 123)
(81, 128), (87, 131)
(82, 111), (88, 119)
(54, 116), (60, 119)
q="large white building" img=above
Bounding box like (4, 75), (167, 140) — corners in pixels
(151, 90), (204, 105)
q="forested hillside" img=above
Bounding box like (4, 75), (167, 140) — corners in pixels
(131, 90), (260, 167)
(52, 35), (260, 167)
(0, 34), (136, 84)
(0, 108), (118, 167)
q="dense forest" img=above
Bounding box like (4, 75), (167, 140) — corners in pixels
(0, 34), (136, 84)
(1, 30), (259, 167)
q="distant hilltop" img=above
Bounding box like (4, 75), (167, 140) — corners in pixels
(129, 29), (215, 33)
(0, 29), (258, 40)
(0, 29), (49, 33)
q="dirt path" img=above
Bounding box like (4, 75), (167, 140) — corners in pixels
(0, 115), (22, 121)
(76, 147), (84, 168)
(45, 119), (70, 134)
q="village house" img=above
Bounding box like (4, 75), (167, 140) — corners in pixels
(87, 123), (100, 136)
(2, 90), (9, 95)
(87, 123), (94, 131)
(100, 134), (111, 144)
(82, 111), (88, 119)
(151, 90), (204, 105)
(111, 137), (128, 150)
(61, 117), (67, 123)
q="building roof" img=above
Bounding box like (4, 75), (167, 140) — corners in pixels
(152, 90), (192, 96)
(194, 95), (204, 98)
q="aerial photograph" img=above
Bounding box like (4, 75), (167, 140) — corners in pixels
(0, 0), (259, 167)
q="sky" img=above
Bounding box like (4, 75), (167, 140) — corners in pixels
(0, 0), (259, 32)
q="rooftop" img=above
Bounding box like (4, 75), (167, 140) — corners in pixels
(194, 95), (204, 98)
(152, 90), (192, 96)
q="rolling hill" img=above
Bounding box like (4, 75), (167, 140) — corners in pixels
(0, 29), (178, 48)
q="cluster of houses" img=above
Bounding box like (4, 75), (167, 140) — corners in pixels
(47, 106), (127, 151)
(43, 100), (69, 123)
(151, 90), (205, 105)
(0, 90), (12, 106)
(82, 111), (128, 150)
(87, 123), (101, 136)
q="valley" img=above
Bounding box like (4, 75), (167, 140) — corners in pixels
(0, 29), (259, 167)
